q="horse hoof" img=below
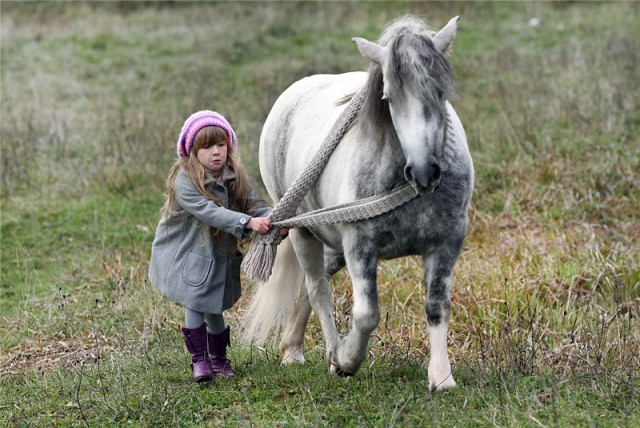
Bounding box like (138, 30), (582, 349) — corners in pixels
(429, 376), (457, 393)
(281, 347), (305, 365)
(329, 363), (355, 377)
(337, 368), (356, 378)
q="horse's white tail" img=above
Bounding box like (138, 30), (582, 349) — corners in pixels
(240, 236), (305, 346)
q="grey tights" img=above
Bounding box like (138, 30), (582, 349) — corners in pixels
(185, 307), (225, 335)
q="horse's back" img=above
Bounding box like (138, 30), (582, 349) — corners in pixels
(259, 72), (367, 201)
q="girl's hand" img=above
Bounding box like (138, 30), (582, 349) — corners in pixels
(247, 217), (272, 235)
(278, 227), (290, 238)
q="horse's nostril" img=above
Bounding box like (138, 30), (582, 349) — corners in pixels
(404, 165), (414, 182)
(430, 163), (441, 181)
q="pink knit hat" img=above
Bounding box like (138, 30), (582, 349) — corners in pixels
(177, 110), (238, 157)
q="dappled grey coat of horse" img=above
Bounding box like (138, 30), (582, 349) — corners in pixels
(242, 15), (473, 392)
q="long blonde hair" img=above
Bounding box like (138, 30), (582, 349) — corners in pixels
(161, 126), (255, 244)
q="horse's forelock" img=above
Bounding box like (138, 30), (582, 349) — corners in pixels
(375, 16), (455, 107)
(359, 15), (455, 136)
(388, 34), (455, 108)
(377, 15), (435, 47)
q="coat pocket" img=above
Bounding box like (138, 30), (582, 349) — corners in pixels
(182, 251), (213, 287)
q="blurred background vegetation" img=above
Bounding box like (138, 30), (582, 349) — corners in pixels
(1, 1), (638, 426)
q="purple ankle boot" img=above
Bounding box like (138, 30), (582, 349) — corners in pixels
(207, 326), (235, 378)
(182, 324), (213, 383)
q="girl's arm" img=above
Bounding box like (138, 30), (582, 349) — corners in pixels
(174, 172), (252, 239)
(246, 187), (289, 236)
(246, 187), (273, 219)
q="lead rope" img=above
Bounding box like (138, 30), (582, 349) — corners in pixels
(241, 87), (455, 282)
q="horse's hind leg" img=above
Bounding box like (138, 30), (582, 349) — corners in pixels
(424, 237), (464, 392)
(280, 283), (311, 364)
(280, 252), (346, 365)
(288, 229), (342, 367)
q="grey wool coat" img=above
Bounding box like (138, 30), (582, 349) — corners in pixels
(149, 168), (271, 314)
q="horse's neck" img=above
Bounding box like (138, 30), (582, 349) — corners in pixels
(352, 124), (407, 195)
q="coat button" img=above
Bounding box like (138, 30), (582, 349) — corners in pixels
(240, 218), (247, 225)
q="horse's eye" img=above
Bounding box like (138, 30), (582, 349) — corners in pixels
(382, 94), (391, 104)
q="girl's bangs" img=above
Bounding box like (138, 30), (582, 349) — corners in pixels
(194, 126), (229, 150)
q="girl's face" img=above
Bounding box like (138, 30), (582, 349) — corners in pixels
(197, 140), (228, 176)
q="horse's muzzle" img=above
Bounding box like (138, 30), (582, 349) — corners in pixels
(405, 162), (442, 194)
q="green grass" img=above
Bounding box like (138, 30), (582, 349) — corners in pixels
(3, 329), (639, 427)
(1, 1), (639, 426)
(3, 344), (638, 426)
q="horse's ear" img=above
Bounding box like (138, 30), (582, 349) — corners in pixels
(352, 37), (388, 66)
(432, 16), (460, 56)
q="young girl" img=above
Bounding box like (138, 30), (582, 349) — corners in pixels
(149, 110), (283, 382)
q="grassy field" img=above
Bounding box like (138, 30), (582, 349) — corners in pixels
(1, 1), (639, 426)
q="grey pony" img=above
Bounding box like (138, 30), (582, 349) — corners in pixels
(242, 15), (473, 392)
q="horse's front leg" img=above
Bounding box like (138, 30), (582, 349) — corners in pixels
(424, 238), (464, 392)
(333, 239), (379, 376)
